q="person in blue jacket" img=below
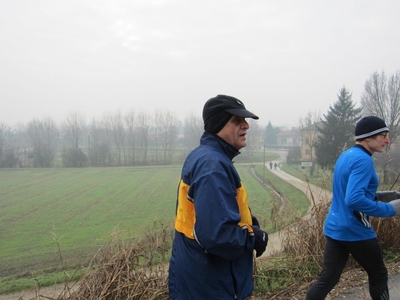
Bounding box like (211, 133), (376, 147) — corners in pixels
(168, 95), (268, 300)
(306, 116), (400, 300)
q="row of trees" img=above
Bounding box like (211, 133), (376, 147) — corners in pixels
(0, 110), (201, 168)
(1, 70), (399, 170)
(0, 109), (265, 168)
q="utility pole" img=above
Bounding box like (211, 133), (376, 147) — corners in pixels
(263, 145), (265, 184)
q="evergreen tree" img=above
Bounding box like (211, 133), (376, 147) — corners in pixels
(315, 87), (362, 170)
(264, 121), (280, 146)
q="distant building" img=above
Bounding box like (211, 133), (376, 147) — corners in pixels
(300, 123), (321, 162)
(276, 128), (301, 147)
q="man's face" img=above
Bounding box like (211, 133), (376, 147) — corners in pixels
(364, 132), (390, 154)
(217, 115), (250, 150)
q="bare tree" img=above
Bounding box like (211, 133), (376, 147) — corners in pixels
(61, 112), (86, 149)
(361, 70), (400, 183)
(0, 122), (15, 167)
(0, 122), (9, 166)
(103, 111), (126, 166)
(183, 113), (203, 153)
(124, 109), (135, 166)
(152, 110), (163, 163)
(60, 112), (87, 167)
(155, 110), (179, 164)
(88, 118), (110, 167)
(12, 122), (30, 167)
(27, 117), (59, 167)
(361, 71), (400, 145)
(299, 110), (321, 176)
(135, 111), (149, 164)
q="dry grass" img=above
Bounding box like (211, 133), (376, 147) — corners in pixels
(55, 222), (171, 300)
(372, 216), (400, 250)
(71, 246), (168, 299)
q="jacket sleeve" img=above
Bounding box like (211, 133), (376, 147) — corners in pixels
(345, 157), (395, 217)
(190, 158), (255, 260)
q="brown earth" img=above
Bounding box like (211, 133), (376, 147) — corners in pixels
(0, 283), (77, 300)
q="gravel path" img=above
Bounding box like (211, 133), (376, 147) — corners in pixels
(0, 283), (71, 300)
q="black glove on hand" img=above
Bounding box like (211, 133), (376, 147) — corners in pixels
(375, 191), (400, 203)
(251, 215), (260, 227)
(251, 225), (268, 257)
(389, 199), (400, 216)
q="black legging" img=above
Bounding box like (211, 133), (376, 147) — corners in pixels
(305, 236), (389, 300)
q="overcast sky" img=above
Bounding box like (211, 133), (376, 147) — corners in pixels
(1, 0), (399, 128)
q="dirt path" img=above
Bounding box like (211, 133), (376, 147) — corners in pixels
(0, 283), (77, 300)
(260, 151), (332, 258)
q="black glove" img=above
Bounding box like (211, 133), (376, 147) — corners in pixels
(251, 225), (268, 257)
(251, 214), (260, 227)
(389, 199), (400, 216)
(375, 191), (400, 203)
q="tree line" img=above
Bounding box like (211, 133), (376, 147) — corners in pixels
(1, 70), (399, 172)
(0, 109), (207, 168)
(0, 107), (264, 168)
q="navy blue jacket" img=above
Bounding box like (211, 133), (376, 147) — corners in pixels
(168, 133), (256, 300)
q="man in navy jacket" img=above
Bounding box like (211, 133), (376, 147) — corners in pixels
(168, 95), (268, 300)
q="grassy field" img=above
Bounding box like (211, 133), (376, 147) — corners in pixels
(0, 167), (183, 277)
(0, 151), (311, 294)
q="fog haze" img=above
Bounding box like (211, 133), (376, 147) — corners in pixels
(1, 0), (399, 128)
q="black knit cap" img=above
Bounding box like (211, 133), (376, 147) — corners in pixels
(355, 116), (389, 140)
(203, 94), (259, 134)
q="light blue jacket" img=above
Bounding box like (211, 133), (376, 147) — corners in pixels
(324, 145), (395, 241)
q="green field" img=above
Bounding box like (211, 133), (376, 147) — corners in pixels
(0, 166), (183, 277)
(0, 157), (309, 292)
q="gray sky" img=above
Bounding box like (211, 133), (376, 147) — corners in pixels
(1, 0), (399, 128)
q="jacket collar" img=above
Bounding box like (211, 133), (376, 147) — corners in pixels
(201, 133), (240, 160)
(354, 144), (372, 156)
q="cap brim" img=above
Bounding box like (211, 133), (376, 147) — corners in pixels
(226, 108), (259, 119)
